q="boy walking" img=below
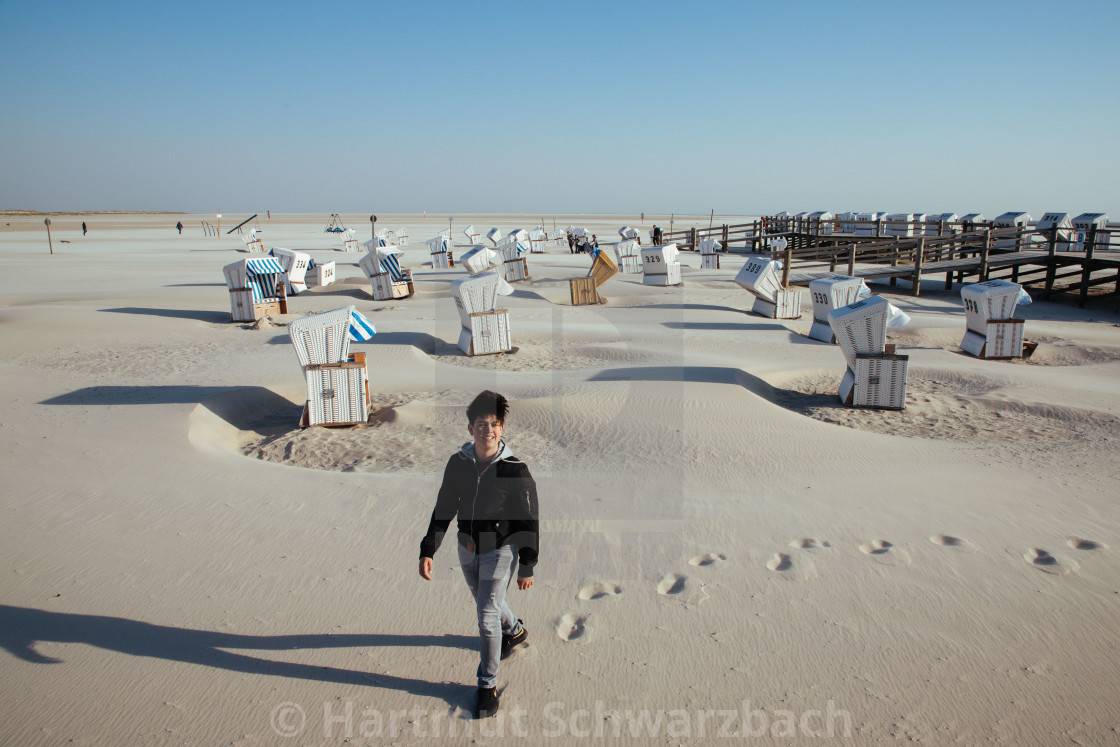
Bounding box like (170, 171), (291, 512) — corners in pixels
(419, 391), (539, 718)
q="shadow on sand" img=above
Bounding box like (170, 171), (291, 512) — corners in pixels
(39, 386), (301, 428)
(0, 605), (474, 706)
(99, 307), (230, 323)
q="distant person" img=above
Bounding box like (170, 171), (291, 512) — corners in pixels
(641, 212), (645, 223)
(567, 231), (575, 254)
(81, 221), (87, 236)
(267, 210), (271, 221)
(418, 390), (538, 719)
(176, 221), (183, 235)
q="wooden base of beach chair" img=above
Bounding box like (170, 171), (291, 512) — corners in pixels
(458, 310), (512, 355)
(301, 352), (370, 427)
(504, 257), (530, 282)
(838, 353), (909, 410)
(701, 254), (720, 270)
(370, 271), (415, 300)
(343, 239), (360, 252)
(960, 319), (1025, 359)
(642, 263), (682, 286)
(751, 289), (802, 320)
(228, 289), (288, 322)
(617, 256), (642, 274)
(570, 277), (603, 306)
(431, 251), (455, 269)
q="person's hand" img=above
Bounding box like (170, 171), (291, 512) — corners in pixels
(517, 576), (533, 591)
(419, 557), (433, 581)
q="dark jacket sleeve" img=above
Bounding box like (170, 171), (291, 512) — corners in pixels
(419, 456), (460, 559)
(508, 463), (539, 578)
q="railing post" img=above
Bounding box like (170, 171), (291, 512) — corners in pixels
(980, 229), (991, 281)
(847, 243), (856, 276)
(781, 244), (793, 287)
(913, 237), (925, 296)
(945, 232), (958, 290)
(1078, 226), (1097, 308)
(890, 237), (900, 287)
(690, 227), (697, 252)
(1043, 226), (1058, 298)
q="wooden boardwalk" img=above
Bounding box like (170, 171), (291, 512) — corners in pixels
(781, 245), (1120, 306)
(664, 216), (1119, 306)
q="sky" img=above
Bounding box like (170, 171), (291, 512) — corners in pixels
(1, 0), (1118, 218)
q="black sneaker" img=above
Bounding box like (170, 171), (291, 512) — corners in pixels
(476, 687), (499, 719)
(501, 621), (528, 660)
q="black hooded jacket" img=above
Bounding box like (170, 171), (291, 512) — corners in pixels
(419, 440), (539, 578)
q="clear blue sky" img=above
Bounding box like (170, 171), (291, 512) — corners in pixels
(2, 0), (1118, 217)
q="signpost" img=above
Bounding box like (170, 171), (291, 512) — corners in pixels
(44, 218), (53, 254)
(370, 214), (377, 242)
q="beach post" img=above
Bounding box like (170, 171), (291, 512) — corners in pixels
(44, 218), (53, 254)
(217, 211), (221, 235)
(370, 215), (377, 242)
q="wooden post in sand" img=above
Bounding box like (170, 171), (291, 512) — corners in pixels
(370, 214), (377, 242)
(781, 243), (792, 287)
(44, 218), (53, 255)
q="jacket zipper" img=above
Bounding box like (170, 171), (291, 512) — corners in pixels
(469, 454), (496, 527)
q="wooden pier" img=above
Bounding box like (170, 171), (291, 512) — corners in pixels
(663, 217), (1119, 306)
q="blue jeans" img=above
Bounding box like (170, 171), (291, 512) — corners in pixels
(458, 543), (523, 688)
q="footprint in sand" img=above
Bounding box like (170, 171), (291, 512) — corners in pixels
(556, 613), (589, 642)
(929, 534), (978, 553)
(657, 573), (687, 595)
(688, 553), (727, 567)
(789, 538), (830, 550)
(578, 582), (622, 601)
(859, 540), (911, 567)
(765, 551), (818, 580)
(1067, 537), (1108, 551)
(766, 553), (792, 572)
(1022, 547), (1078, 576)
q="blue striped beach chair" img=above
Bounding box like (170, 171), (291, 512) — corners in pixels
(223, 257), (289, 322)
(289, 305), (375, 427)
(359, 247), (414, 300)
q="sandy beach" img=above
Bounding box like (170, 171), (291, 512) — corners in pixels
(2, 212), (1118, 745)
